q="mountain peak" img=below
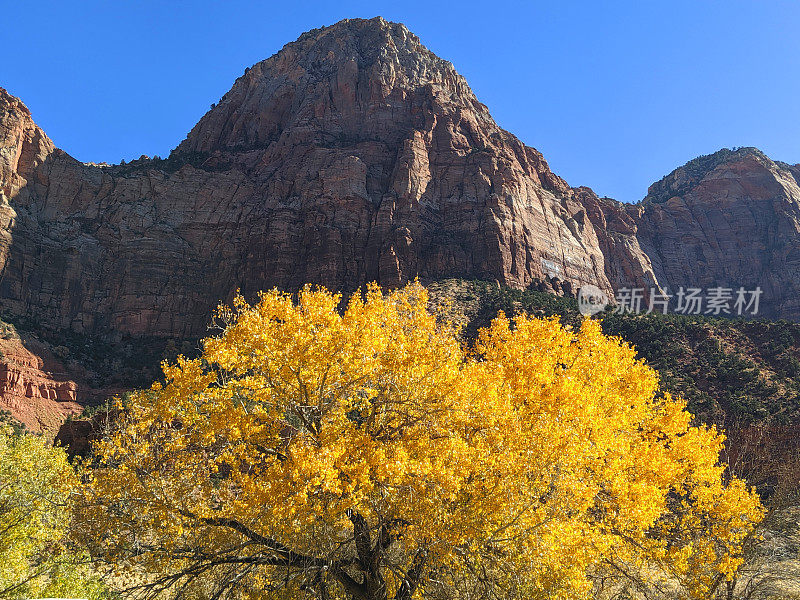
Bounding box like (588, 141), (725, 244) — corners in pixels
(0, 87), (55, 196)
(176, 17), (481, 155)
(293, 16), (410, 44)
(3, 16), (800, 362)
(642, 147), (775, 204)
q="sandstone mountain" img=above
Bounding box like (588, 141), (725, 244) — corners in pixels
(636, 148), (800, 318)
(0, 17), (621, 341)
(1, 17), (800, 429)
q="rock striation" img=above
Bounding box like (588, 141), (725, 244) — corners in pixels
(635, 148), (800, 319)
(0, 332), (84, 433)
(1, 17), (799, 357)
(0, 18), (621, 341)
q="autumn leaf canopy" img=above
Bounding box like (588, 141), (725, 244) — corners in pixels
(79, 282), (763, 600)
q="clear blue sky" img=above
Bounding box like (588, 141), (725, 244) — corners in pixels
(4, 0), (799, 202)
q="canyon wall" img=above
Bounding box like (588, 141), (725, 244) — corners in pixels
(1, 18), (800, 430)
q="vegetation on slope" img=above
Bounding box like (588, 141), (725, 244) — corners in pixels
(3, 278), (799, 432)
(427, 279), (800, 427)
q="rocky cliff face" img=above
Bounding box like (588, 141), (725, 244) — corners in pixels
(0, 331), (84, 433)
(1, 17), (799, 352)
(0, 18), (619, 342)
(635, 148), (800, 319)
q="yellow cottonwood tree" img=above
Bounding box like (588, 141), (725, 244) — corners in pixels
(78, 283), (763, 600)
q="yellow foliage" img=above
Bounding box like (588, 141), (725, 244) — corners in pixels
(78, 282), (764, 600)
(0, 426), (107, 599)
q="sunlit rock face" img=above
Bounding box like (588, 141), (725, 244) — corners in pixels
(633, 148), (800, 319)
(1, 17), (800, 345)
(0, 18), (617, 337)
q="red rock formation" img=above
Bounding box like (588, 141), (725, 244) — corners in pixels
(0, 18), (616, 341)
(634, 148), (800, 318)
(0, 17), (799, 353)
(0, 334), (83, 433)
